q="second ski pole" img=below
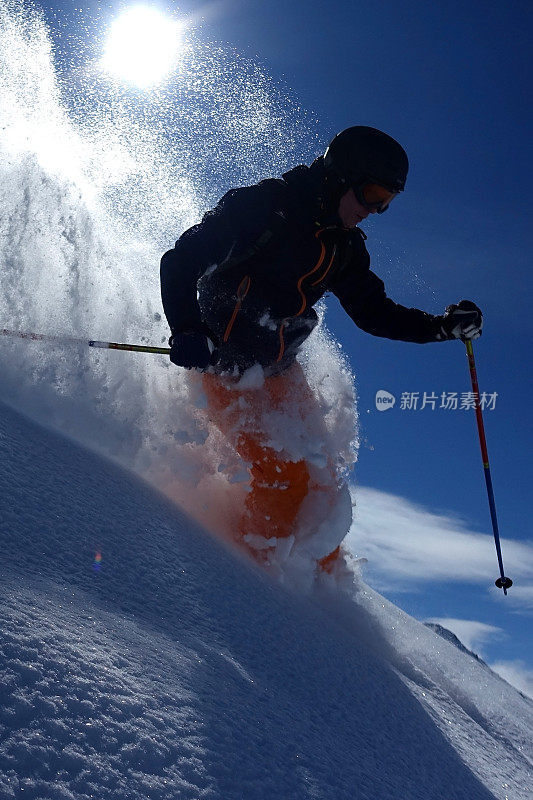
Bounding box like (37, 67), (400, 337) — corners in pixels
(1, 328), (171, 356)
(464, 339), (512, 595)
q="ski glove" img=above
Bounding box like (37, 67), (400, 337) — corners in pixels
(437, 300), (483, 341)
(169, 331), (216, 370)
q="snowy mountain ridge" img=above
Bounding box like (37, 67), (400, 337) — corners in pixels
(422, 623), (533, 704)
(424, 622), (489, 666)
(0, 400), (531, 800)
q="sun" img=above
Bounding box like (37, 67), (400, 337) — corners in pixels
(102, 6), (183, 88)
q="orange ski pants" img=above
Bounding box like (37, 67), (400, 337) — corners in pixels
(202, 365), (340, 568)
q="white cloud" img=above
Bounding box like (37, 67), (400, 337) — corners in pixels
(489, 660), (533, 700)
(425, 617), (503, 654)
(346, 486), (533, 601)
(497, 584), (533, 609)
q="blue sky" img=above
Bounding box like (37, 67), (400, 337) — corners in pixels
(35, 0), (532, 690)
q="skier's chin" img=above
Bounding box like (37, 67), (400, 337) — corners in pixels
(338, 215), (360, 230)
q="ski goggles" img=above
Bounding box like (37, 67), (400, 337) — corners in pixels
(355, 182), (398, 214)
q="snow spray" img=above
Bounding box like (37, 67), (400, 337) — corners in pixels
(0, 0), (359, 545)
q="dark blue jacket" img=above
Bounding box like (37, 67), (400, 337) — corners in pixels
(161, 159), (444, 372)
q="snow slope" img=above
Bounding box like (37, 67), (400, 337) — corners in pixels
(1, 401), (531, 800)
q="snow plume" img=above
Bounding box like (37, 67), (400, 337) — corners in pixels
(0, 1), (357, 563)
(151, 326), (359, 572)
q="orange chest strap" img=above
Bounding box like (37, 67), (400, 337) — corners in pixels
(223, 275), (251, 343)
(295, 229), (337, 317)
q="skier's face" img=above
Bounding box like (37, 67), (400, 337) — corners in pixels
(338, 184), (397, 228)
(337, 188), (370, 228)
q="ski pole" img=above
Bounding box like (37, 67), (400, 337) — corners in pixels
(464, 339), (512, 595)
(1, 328), (171, 356)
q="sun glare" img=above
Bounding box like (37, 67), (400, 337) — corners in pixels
(102, 6), (182, 88)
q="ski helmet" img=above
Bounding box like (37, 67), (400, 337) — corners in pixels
(323, 126), (409, 194)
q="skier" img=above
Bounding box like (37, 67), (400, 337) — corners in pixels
(160, 126), (482, 570)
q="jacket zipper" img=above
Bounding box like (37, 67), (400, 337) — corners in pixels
(223, 275), (251, 343)
(276, 229), (336, 362)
